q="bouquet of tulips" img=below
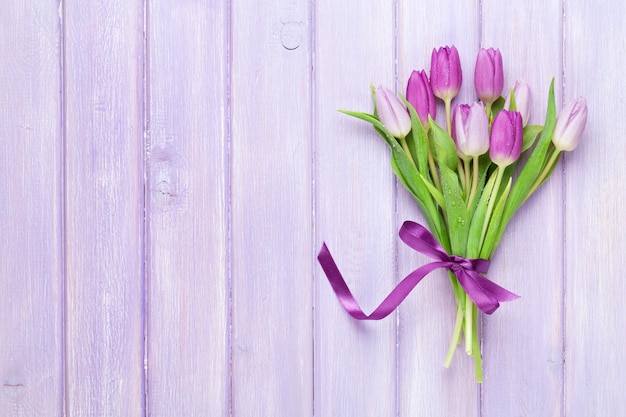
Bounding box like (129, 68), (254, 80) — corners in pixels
(318, 46), (587, 381)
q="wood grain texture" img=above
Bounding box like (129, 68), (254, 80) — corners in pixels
(481, 2), (565, 416)
(564, 1), (626, 414)
(145, 0), (229, 415)
(314, 2), (396, 416)
(0, 1), (63, 415)
(230, 0), (313, 416)
(396, 1), (482, 415)
(2, 1), (626, 415)
(64, 1), (145, 415)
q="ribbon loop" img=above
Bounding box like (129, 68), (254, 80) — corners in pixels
(318, 221), (519, 319)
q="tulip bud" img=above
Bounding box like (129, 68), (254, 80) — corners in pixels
(452, 102), (489, 160)
(552, 97), (588, 151)
(375, 86), (412, 139)
(489, 110), (523, 167)
(406, 70), (437, 126)
(504, 81), (531, 126)
(474, 48), (504, 105)
(430, 46), (463, 102)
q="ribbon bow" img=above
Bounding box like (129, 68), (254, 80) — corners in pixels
(317, 221), (519, 319)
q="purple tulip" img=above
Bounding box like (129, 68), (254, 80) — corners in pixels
(452, 102), (489, 160)
(474, 48), (504, 105)
(375, 86), (412, 138)
(430, 46), (463, 102)
(552, 97), (588, 151)
(406, 70), (437, 126)
(504, 81), (531, 126)
(489, 110), (523, 167)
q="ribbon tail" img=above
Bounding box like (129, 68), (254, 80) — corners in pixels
(318, 243), (445, 320)
(472, 274), (520, 302)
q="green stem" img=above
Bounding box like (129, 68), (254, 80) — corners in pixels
(457, 161), (466, 191)
(485, 102), (493, 124)
(428, 152), (442, 192)
(464, 158), (471, 198)
(444, 301), (465, 368)
(472, 304), (483, 382)
(445, 98), (453, 135)
(479, 167), (504, 246)
(467, 155), (480, 208)
(465, 293), (473, 354)
(399, 135), (416, 167)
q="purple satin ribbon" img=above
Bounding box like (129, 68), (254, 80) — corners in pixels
(318, 221), (519, 318)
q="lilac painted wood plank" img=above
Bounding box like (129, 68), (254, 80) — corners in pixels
(230, 1), (313, 416)
(396, 2), (481, 415)
(64, 1), (145, 415)
(314, 2), (396, 416)
(0, 2), (63, 415)
(481, 2), (565, 415)
(564, 1), (626, 414)
(145, 1), (229, 415)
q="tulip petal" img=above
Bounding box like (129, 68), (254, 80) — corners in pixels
(553, 97), (588, 151)
(474, 48), (504, 105)
(430, 46), (462, 101)
(375, 86), (412, 138)
(489, 110), (523, 167)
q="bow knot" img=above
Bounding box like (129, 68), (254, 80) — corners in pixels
(449, 255), (474, 269)
(317, 221), (519, 320)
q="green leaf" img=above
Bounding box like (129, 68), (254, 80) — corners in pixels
(535, 147), (562, 188)
(428, 117), (459, 171)
(390, 153), (411, 195)
(522, 125), (543, 152)
(491, 96), (506, 119)
(544, 151), (561, 178)
(507, 88), (517, 111)
(391, 147), (447, 244)
(338, 110), (385, 135)
(389, 153), (446, 249)
(419, 173), (445, 208)
(370, 84), (377, 115)
(492, 78), (558, 250)
(439, 164), (470, 255)
(401, 96), (430, 177)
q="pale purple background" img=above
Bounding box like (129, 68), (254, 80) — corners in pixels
(1, 0), (624, 416)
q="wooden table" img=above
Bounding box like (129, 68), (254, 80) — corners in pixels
(1, 0), (623, 415)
